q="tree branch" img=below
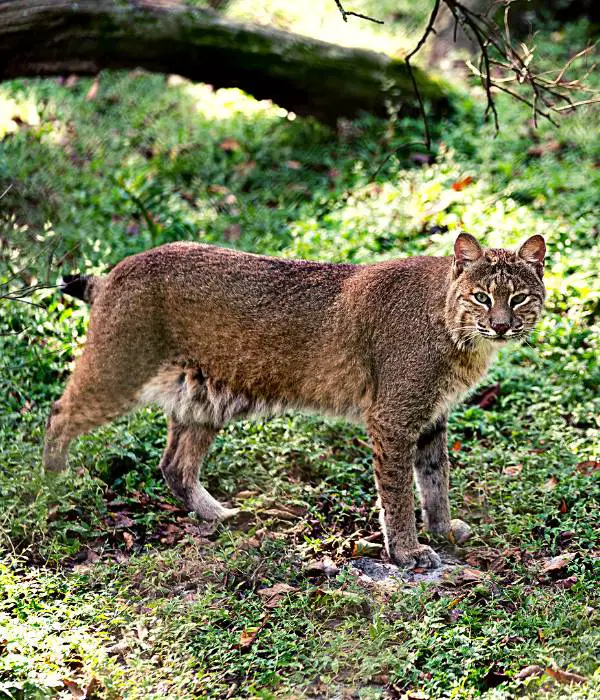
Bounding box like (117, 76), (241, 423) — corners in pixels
(333, 1), (384, 25)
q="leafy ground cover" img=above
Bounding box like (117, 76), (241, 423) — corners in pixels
(0, 4), (599, 699)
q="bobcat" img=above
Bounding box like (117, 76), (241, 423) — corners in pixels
(44, 233), (546, 569)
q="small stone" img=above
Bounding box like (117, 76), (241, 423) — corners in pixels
(448, 519), (473, 545)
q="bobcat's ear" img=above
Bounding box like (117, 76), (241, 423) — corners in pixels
(453, 233), (483, 276)
(518, 235), (546, 277)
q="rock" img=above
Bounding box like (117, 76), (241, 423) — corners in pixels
(349, 553), (464, 587)
(448, 519), (473, 545)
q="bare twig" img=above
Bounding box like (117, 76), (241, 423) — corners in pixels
(0, 184), (13, 201)
(443, 0), (599, 129)
(405, 0), (442, 150)
(334, 0), (600, 144)
(333, 0), (383, 25)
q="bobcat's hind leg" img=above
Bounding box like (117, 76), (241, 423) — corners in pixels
(159, 419), (238, 521)
(43, 358), (142, 473)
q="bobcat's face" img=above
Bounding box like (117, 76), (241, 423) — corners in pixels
(447, 233), (546, 348)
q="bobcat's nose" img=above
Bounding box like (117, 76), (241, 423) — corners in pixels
(490, 322), (510, 336)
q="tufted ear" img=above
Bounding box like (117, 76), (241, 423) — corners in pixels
(453, 233), (483, 276)
(518, 235), (546, 277)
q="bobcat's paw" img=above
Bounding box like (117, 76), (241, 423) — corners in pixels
(447, 519), (472, 545)
(217, 506), (240, 521)
(390, 544), (442, 570)
(42, 451), (67, 474)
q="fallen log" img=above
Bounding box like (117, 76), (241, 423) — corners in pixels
(0, 0), (448, 123)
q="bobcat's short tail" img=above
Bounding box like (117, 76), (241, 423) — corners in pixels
(61, 274), (105, 304)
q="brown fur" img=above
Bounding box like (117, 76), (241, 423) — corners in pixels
(44, 233), (546, 568)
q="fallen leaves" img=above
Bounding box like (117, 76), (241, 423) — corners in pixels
(85, 79), (99, 102)
(576, 460), (600, 475)
(62, 676), (100, 699)
(545, 666), (586, 685)
(443, 566), (486, 586)
(527, 140), (561, 157)
(219, 137), (241, 152)
(516, 664), (544, 680)
(257, 583), (298, 609)
(451, 175), (474, 191)
(514, 665), (587, 686)
(503, 464), (523, 477)
(351, 538), (383, 558)
(540, 552), (576, 575)
(237, 626), (261, 651)
(554, 575), (578, 589)
(303, 556), (340, 577)
(468, 383), (500, 409)
(558, 498), (568, 514)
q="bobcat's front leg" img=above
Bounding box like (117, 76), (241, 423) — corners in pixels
(415, 414), (451, 534)
(415, 414), (472, 544)
(368, 413), (442, 570)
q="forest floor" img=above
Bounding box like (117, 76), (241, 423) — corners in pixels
(0, 2), (598, 698)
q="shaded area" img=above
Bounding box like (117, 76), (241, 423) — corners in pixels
(0, 0), (448, 124)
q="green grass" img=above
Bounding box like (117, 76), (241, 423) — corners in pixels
(1, 8), (599, 700)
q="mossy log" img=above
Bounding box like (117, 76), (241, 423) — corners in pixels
(0, 0), (448, 123)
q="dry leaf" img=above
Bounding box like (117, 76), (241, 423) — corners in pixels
(63, 679), (85, 699)
(219, 138), (241, 152)
(540, 552), (576, 574)
(257, 583), (298, 609)
(237, 627), (259, 649)
(236, 490), (258, 499)
(233, 160), (256, 176)
(262, 508), (297, 521)
(542, 476), (558, 491)
(207, 184), (230, 195)
(352, 538), (383, 558)
(559, 499), (568, 514)
(285, 160), (301, 170)
(370, 674), (389, 685)
(85, 79), (99, 101)
(447, 566), (486, 585)
(576, 460), (600, 475)
(554, 575), (577, 589)
(109, 512), (134, 529)
(516, 665), (544, 680)
(469, 383), (500, 409)
(545, 667), (586, 685)
(527, 140), (561, 157)
(451, 175), (474, 191)
(62, 677), (100, 699)
(122, 531), (134, 550)
(503, 464), (523, 477)
(303, 556), (339, 577)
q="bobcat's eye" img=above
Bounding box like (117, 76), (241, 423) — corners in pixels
(511, 293), (528, 307)
(474, 292), (491, 306)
